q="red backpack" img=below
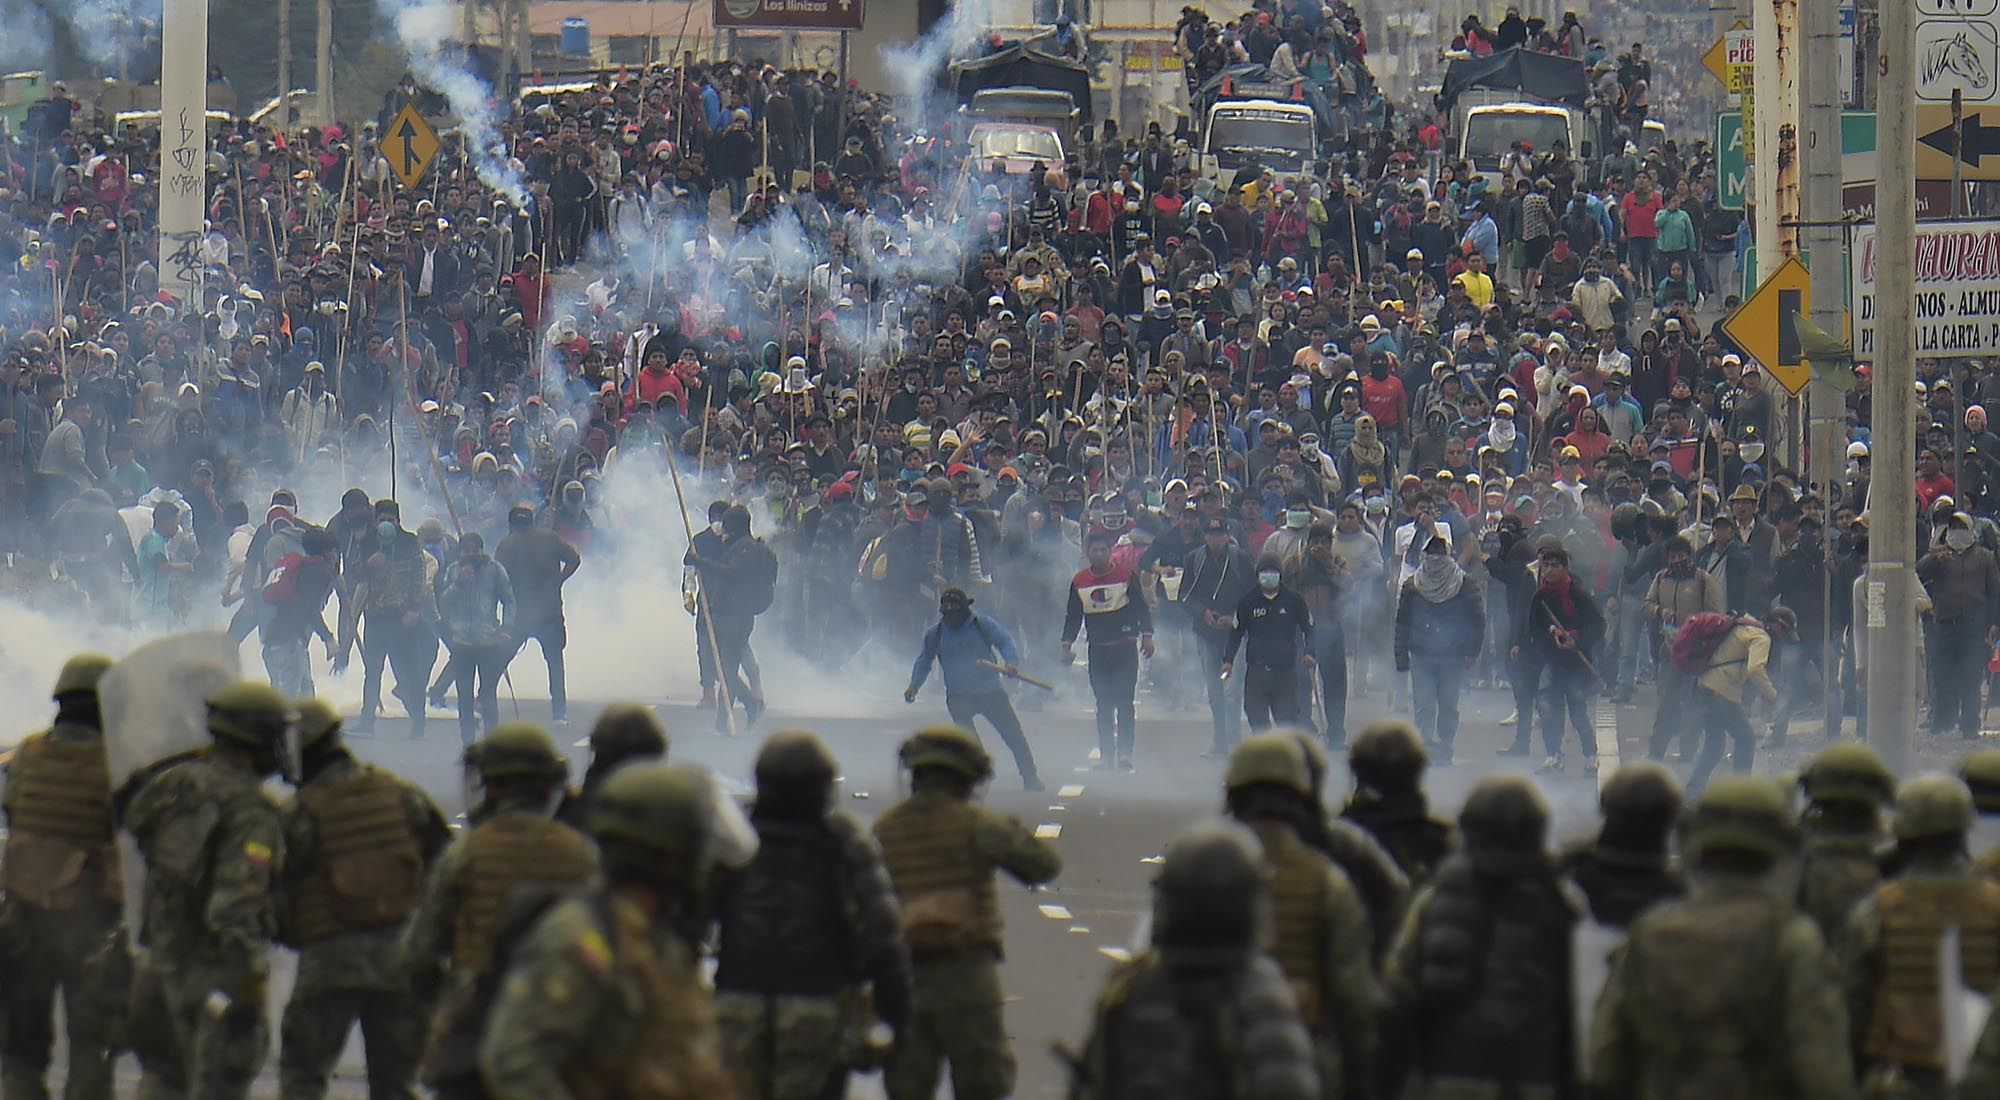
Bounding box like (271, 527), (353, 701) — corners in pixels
(261, 553), (305, 606)
(1669, 612), (1748, 675)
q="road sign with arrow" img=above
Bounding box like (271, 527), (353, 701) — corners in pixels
(1722, 256), (1816, 396)
(381, 103), (441, 190)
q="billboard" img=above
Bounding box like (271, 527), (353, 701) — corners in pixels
(1852, 218), (2000, 359)
(714, 0), (864, 31)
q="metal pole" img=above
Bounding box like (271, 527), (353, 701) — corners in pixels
(317, 0), (334, 126)
(1954, 88), (1966, 218)
(158, 0), (209, 311)
(1866, 0), (1918, 772)
(1802, 0), (1847, 739)
(277, 0), (292, 122)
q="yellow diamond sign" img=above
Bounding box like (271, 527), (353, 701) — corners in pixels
(1721, 256), (1814, 396)
(381, 102), (441, 191)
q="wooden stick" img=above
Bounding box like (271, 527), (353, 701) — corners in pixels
(664, 430), (742, 738)
(979, 658), (1054, 691)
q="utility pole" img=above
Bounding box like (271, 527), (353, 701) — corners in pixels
(1801, 0), (1846, 742)
(277, 0), (291, 124)
(1865, 0), (1917, 771)
(317, 0), (334, 126)
(158, 0), (208, 309)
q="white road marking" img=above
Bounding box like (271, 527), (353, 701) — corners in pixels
(1035, 823), (1063, 840)
(1038, 904), (1073, 920)
(1058, 784), (1085, 798)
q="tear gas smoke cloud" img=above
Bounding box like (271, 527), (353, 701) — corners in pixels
(381, 0), (531, 209)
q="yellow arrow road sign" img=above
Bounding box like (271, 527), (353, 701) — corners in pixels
(1721, 256), (1815, 396)
(381, 102), (441, 190)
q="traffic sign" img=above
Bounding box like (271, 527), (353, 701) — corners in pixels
(1722, 256), (1815, 396)
(1916, 105), (2000, 179)
(381, 103), (441, 190)
(1717, 111), (1749, 210)
(1703, 35), (1729, 85)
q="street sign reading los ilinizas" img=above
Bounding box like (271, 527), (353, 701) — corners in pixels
(714, 0), (864, 30)
(1852, 219), (2000, 358)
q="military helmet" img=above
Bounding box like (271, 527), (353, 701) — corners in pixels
(475, 722), (568, 782)
(1600, 762), (1684, 824)
(898, 725), (993, 782)
(1458, 774), (1550, 852)
(1349, 719), (1428, 788)
(52, 652), (112, 698)
(587, 703), (669, 761)
(1225, 733), (1312, 795)
(1285, 727), (1330, 794)
(1961, 750), (2000, 816)
(206, 681), (292, 747)
(755, 729), (838, 789)
(1686, 776), (1797, 859)
(1893, 774), (1976, 840)
(1799, 743), (1895, 808)
(294, 698), (342, 748)
(590, 761), (712, 854)
(1152, 820), (1268, 956)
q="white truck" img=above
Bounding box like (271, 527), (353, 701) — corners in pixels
(1455, 89), (1581, 174)
(1197, 97), (1319, 192)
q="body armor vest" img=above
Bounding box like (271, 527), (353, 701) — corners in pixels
(292, 767), (425, 943)
(874, 794), (1001, 957)
(1262, 829), (1330, 1032)
(564, 894), (736, 1100)
(3, 729), (120, 911)
(451, 814), (594, 974)
(1630, 888), (1792, 1097)
(1864, 875), (2000, 1069)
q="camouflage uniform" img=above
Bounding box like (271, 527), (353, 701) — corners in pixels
(1227, 733), (1378, 1100)
(874, 727), (1061, 1100)
(1796, 744), (1896, 942)
(476, 761), (743, 1100)
(1290, 730), (1412, 963)
(279, 702), (451, 1100)
(1839, 776), (2000, 1100)
(1589, 776), (1856, 1100)
(0, 654), (122, 1100)
(1383, 777), (1578, 1100)
(122, 682), (293, 1100)
(712, 731), (912, 1100)
(1341, 721), (1455, 886)
(398, 723), (597, 1096)
(1071, 822), (1321, 1100)
(1962, 750), (2000, 876)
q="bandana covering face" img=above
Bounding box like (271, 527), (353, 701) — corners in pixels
(1414, 552), (1464, 602)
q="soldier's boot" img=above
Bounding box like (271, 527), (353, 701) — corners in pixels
(0, 1056), (49, 1100)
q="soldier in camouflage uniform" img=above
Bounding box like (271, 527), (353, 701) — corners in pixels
(1340, 720), (1455, 885)
(1589, 776), (1857, 1100)
(1562, 762), (1685, 927)
(712, 730), (912, 1100)
(1840, 774), (2000, 1100)
(1, 654), (121, 1100)
(278, 699), (451, 1100)
(1961, 749), (2000, 874)
(400, 722), (597, 1098)
(873, 726), (1061, 1100)
(478, 761), (744, 1100)
(1069, 821), (1322, 1100)
(1224, 733), (1377, 1099)
(1796, 743), (1896, 941)
(1382, 775), (1579, 1100)
(554, 703), (669, 830)
(122, 681), (294, 1100)
(1287, 728), (1411, 965)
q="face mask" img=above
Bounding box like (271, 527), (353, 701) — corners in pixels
(1418, 554), (1453, 578)
(1303, 442), (1320, 456)
(1491, 421), (1517, 446)
(1263, 489), (1284, 511)
(1948, 529), (1975, 551)
(710, 521), (724, 535)
(1257, 569), (1281, 591)
(1368, 362), (1388, 379)
(376, 521), (396, 542)
(1286, 509), (1311, 529)
(942, 607), (970, 627)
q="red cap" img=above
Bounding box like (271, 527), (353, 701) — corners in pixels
(825, 481), (855, 502)
(947, 462), (976, 477)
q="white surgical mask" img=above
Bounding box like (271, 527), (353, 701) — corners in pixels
(1257, 569), (1281, 590)
(1948, 529), (1975, 551)
(1286, 509), (1312, 529)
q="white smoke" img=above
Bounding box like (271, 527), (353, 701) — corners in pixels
(880, 0), (998, 135)
(380, 0), (530, 208)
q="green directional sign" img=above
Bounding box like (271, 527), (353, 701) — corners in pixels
(1717, 109), (1876, 213)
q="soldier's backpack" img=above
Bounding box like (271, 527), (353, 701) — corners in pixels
(1669, 612), (1747, 675)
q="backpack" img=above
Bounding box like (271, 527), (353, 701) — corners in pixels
(744, 538), (779, 616)
(1669, 612), (1745, 675)
(261, 553), (305, 606)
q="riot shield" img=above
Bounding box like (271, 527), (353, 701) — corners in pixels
(98, 631), (240, 922)
(1944, 924), (1996, 1083)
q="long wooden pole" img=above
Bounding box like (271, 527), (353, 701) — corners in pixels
(663, 430), (740, 738)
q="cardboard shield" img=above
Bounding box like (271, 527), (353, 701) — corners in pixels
(98, 631), (240, 922)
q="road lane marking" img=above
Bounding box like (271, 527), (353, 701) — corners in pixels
(1038, 904), (1073, 920)
(1035, 823), (1063, 840)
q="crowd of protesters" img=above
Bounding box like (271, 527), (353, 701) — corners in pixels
(0, 0), (1978, 785)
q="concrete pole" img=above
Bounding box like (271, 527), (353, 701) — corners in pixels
(157, 0), (208, 310)
(1865, 0), (1917, 772)
(317, 0), (334, 126)
(1801, 0), (1846, 738)
(277, 0), (291, 120)
(1757, 0), (1803, 462)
